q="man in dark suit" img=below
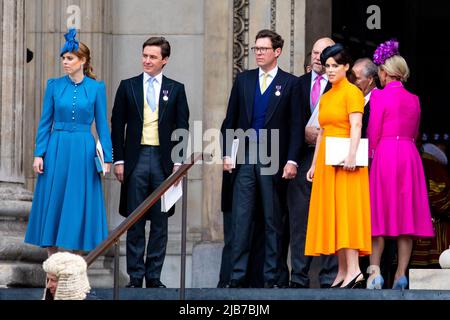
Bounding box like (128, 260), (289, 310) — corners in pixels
(221, 29), (303, 288)
(352, 58), (378, 138)
(287, 37), (338, 288)
(111, 37), (189, 288)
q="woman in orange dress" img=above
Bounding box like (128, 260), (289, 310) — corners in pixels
(305, 44), (372, 288)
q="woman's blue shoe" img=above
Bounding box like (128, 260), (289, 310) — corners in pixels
(392, 276), (408, 290)
(367, 274), (384, 289)
(366, 265), (383, 289)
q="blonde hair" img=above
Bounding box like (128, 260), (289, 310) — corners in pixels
(42, 252), (90, 300)
(381, 55), (410, 82)
(73, 42), (96, 79)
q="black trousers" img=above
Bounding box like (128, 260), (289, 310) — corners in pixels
(287, 148), (338, 286)
(218, 211), (233, 287)
(126, 146), (167, 283)
(230, 161), (282, 284)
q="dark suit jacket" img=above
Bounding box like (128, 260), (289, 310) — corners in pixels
(362, 100), (370, 138)
(221, 68), (304, 181)
(111, 73), (189, 217)
(297, 72), (331, 153)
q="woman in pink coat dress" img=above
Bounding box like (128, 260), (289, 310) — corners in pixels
(366, 40), (434, 290)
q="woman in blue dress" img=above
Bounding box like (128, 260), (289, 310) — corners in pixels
(25, 29), (112, 256)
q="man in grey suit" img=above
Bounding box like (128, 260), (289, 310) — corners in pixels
(287, 37), (338, 288)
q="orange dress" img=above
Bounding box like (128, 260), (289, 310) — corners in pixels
(304, 77), (372, 256)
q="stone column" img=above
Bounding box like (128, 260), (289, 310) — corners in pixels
(190, 0), (234, 288)
(201, 0), (234, 243)
(0, 0), (47, 287)
(305, 0), (332, 54)
(0, 0), (26, 184)
(247, 0), (307, 75)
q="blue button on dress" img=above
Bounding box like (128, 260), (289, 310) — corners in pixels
(25, 75), (112, 251)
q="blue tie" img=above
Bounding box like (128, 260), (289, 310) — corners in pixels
(146, 77), (156, 112)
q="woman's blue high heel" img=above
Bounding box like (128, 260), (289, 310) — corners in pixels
(392, 276), (408, 290)
(366, 265), (384, 289)
(367, 274), (384, 289)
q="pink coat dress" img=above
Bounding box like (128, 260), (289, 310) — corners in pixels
(368, 81), (434, 238)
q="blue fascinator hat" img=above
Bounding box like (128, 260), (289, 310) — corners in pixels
(60, 28), (79, 56)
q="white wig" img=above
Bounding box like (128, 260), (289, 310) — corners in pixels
(42, 252), (90, 300)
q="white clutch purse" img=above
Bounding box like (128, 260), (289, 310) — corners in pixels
(95, 140), (106, 176)
(325, 137), (368, 167)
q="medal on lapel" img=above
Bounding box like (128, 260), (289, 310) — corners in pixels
(162, 90), (169, 101)
(275, 85), (281, 96)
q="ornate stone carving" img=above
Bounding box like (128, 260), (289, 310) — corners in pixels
(233, 0), (249, 79)
(270, 0), (277, 31)
(290, 0), (295, 73)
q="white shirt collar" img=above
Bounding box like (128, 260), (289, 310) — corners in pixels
(364, 88), (375, 105)
(143, 71), (163, 85)
(259, 65), (278, 79)
(311, 70), (328, 82)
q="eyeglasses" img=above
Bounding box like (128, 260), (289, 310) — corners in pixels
(251, 46), (273, 54)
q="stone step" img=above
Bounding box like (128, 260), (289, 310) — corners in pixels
(0, 236), (46, 262)
(0, 261), (45, 287)
(2, 287), (450, 300)
(0, 254), (126, 288)
(409, 269), (450, 290)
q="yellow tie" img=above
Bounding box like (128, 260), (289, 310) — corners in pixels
(261, 73), (269, 93)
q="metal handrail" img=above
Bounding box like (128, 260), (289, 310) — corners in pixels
(84, 152), (205, 299)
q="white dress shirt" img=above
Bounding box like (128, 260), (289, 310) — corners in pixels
(259, 66), (278, 93)
(364, 89), (374, 106)
(144, 71), (163, 105)
(114, 72), (164, 166)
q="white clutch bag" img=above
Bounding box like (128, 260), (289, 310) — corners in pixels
(325, 137), (368, 167)
(95, 140), (106, 176)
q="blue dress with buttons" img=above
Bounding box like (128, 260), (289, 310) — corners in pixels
(25, 75), (112, 251)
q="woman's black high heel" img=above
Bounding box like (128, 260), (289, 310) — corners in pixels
(342, 273), (365, 289)
(330, 280), (344, 288)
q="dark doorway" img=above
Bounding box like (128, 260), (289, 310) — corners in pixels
(332, 0), (450, 135)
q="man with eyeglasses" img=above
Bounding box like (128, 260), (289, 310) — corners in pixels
(221, 29), (303, 288)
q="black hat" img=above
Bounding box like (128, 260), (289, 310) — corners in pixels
(320, 43), (344, 65)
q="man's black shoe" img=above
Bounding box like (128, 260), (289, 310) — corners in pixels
(320, 283), (332, 288)
(289, 281), (308, 288)
(264, 281), (279, 288)
(277, 281), (289, 288)
(227, 279), (244, 288)
(146, 279), (167, 288)
(125, 279), (143, 288)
